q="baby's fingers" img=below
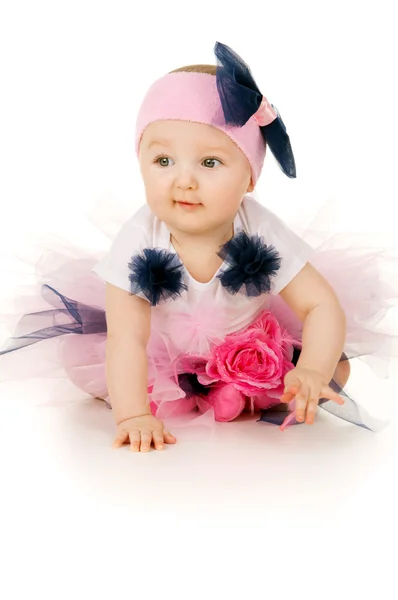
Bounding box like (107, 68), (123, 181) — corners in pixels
(321, 386), (345, 405)
(163, 431), (177, 444)
(295, 383), (310, 422)
(129, 430), (141, 452)
(140, 430), (152, 452)
(279, 384), (299, 404)
(152, 430), (165, 451)
(112, 429), (129, 449)
(304, 385), (319, 425)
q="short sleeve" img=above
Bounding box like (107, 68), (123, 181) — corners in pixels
(258, 209), (314, 295)
(91, 217), (150, 297)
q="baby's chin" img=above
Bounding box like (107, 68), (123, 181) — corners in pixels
(166, 214), (210, 236)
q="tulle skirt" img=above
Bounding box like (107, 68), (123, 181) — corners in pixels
(1, 207), (397, 433)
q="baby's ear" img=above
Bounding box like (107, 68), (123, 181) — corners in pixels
(247, 178), (255, 192)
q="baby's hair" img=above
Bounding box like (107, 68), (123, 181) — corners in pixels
(169, 64), (216, 75)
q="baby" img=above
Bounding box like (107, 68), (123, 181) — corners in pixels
(94, 43), (348, 452)
(5, 42), (380, 453)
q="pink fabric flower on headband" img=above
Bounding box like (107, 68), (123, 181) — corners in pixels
(252, 97), (278, 127)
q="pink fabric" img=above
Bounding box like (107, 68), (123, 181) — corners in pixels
(252, 97), (277, 127)
(196, 384), (246, 422)
(134, 72), (266, 185)
(205, 310), (298, 397)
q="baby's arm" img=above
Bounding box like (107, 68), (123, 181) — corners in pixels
(278, 262), (346, 382)
(105, 282), (152, 424)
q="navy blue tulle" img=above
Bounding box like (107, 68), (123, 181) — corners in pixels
(217, 231), (282, 296)
(0, 284), (106, 356)
(178, 373), (211, 399)
(214, 41), (296, 178)
(128, 248), (187, 306)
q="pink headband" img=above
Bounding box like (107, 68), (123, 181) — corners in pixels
(134, 72), (277, 186)
(134, 42), (296, 183)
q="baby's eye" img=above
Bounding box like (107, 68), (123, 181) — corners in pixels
(156, 156), (174, 167)
(203, 158), (222, 169)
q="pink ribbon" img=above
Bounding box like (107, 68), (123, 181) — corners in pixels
(252, 96), (277, 127)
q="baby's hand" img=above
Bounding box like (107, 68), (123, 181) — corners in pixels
(112, 414), (177, 452)
(280, 367), (345, 425)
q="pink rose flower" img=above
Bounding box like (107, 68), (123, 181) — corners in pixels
(249, 309), (300, 360)
(205, 310), (298, 397)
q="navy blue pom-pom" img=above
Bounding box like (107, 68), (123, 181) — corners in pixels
(128, 248), (187, 306)
(217, 231), (282, 296)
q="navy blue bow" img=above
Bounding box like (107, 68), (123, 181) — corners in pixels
(214, 41), (296, 178)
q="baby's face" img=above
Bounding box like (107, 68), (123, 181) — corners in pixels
(138, 120), (254, 236)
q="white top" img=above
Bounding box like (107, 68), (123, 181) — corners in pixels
(92, 195), (313, 354)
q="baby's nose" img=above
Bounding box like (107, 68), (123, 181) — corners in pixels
(175, 166), (198, 190)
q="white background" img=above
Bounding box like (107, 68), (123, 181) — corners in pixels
(0, 1), (397, 598)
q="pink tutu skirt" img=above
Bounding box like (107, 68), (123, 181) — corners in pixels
(0, 214), (397, 433)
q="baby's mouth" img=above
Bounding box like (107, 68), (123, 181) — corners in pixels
(175, 200), (202, 207)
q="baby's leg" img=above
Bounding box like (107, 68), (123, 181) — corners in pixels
(332, 356), (351, 389)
